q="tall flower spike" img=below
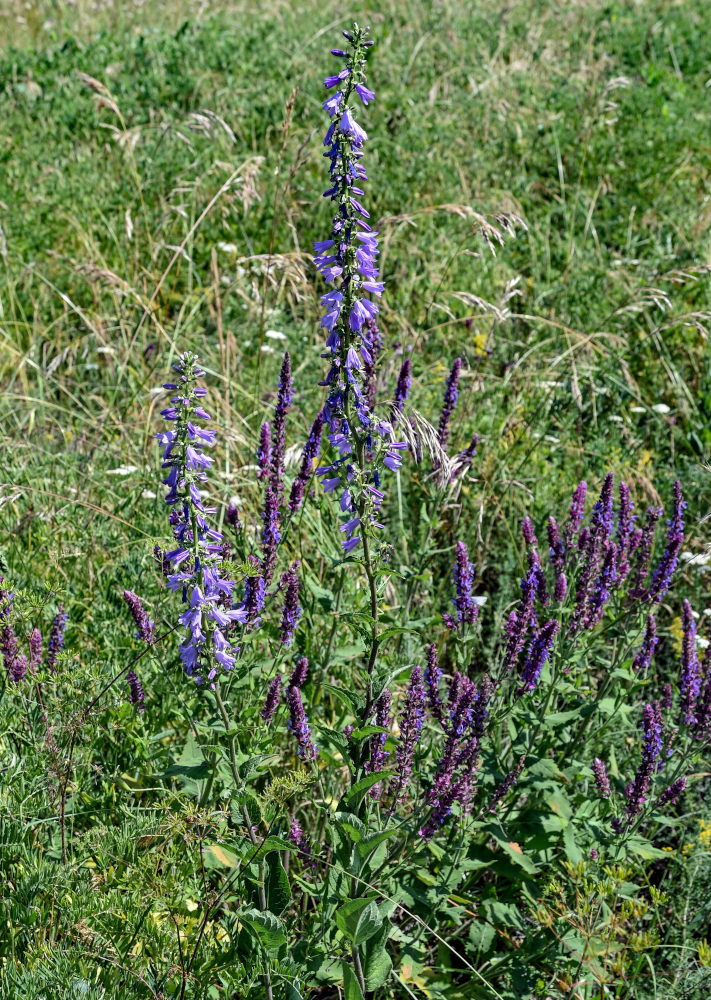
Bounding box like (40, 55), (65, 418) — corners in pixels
(123, 590), (155, 645)
(45, 605), (68, 673)
(632, 613), (658, 673)
(269, 352), (293, 498)
(616, 481), (635, 582)
(257, 422), (271, 481)
(488, 754), (526, 812)
(564, 480), (587, 549)
(287, 685), (318, 761)
(452, 432), (478, 480)
(443, 541), (480, 630)
(519, 619), (559, 692)
(391, 357), (412, 417)
(628, 506), (663, 600)
(279, 565), (302, 647)
(261, 676), (282, 723)
(365, 688), (391, 799)
(315, 25), (397, 557)
(592, 758), (611, 799)
(648, 481), (685, 603)
(288, 410), (325, 513)
(126, 669), (146, 713)
(390, 665), (426, 799)
(436, 357), (462, 455)
(289, 656), (309, 689)
(624, 703), (662, 822)
(157, 352), (246, 685)
(680, 598), (701, 725)
(29, 628), (42, 671)
(424, 643), (444, 725)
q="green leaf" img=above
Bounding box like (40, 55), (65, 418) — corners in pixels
(353, 901), (383, 946)
(363, 946), (392, 990)
(340, 772), (388, 811)
(336, 897), (374, 940)
(343, 964), (365, 1000)
(239, 907), (286, 952)
(266, 852), (291, 914)
(334, 812), (368, 843)
(356, 828), (399, 860)
(563, 824), (583, 864)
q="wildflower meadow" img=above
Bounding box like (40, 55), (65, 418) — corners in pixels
(2, 2), (711, 998)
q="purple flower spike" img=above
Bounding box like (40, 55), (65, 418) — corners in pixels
(564, 480), (587, 548)
(632, 614), (658, 673)
(9, 653), (28, 685)
(257, 422), (272, 481)
(365, 689), (391, 798)
(616, 481), (636, 581)
(261, 485), (281, 586)
(289, 656), (309, 689)
(123, 590), (155, 645)
(29, 628), (42, 671)
(391, 666), (426, 798)
(436, 357), (462, 454)
(625, 703), (663, 822)
(391, 358), (412, 416)
(156, 352), (246, 685)
(658, 776), (686, 808)
(444, 541), (480, 629)
(424, 643), (444, 725)
(46, 605), (68, 673)
(270, 352), (293, 498)
(628, 506), (663, 600)
(287, 686), (318, 761)
(519, 619), (559, 692)
(126, 669), (145, 713)
(547, 516), (565, 573)
(522, 516), (538, 549)
(279, 565), (301, 647)
(261, 676), (282, 723)
(680, 598), (701, 725)
(289, 411), (325, 513)
(648, 481), (685, 603)
(592, 758), (611, 799)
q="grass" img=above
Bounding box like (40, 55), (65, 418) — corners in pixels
(1, 0), (711, 997)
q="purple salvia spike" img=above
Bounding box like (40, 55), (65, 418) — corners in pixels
(286, 685), (318, 761)
(365, 688), (391, 799)
(564, 480), (587, 549)
(289, 656), (309, 689)
(288, 410), (325, 513)
(126, 669), (145, 712)
(45, 605), (68, 673)
(391, 357), (412, 417)
(648, 480), (685, 604)
(547, 516), (565, 573)
(581, 541), (617, 630)
(680, 598), (701, 725)
(436, 357), (462, 454)
(123, 590), (155, 645)
(444, 540), (480, 629)
(9, 652), (28, 684)
(261, 485), (281, 587)
(279, 564), (301, 647)
(624, 703), (663, 822)
(658, 776), (686, 808)
(424, 643), (444, 725)
(269, 352), (293, 498)
(616, 481), (635, 582)
(390, 665), (426, 798)
(261, 676), (282, 723)
(661, 682), (673, 710)
(632, 613), (657, 673)
(554, 572), (567, 602)
(592, 758), (611, 799)
(627, 505), (663, 600)
(29, 628), (42, 671)
(257, 421), (272, 482)
(519, 618), (559, 692)
(521, 515), (538, 549)
(288, 816), (313, 866)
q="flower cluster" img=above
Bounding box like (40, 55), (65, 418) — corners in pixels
(314, 25), (406, 558)
(157, 352), (246, 685)
(442, 541), (480, 630)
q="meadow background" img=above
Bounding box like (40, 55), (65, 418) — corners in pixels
(1, 0), (711, 997)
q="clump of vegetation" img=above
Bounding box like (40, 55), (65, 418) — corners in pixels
(2, 4), (711, 999)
